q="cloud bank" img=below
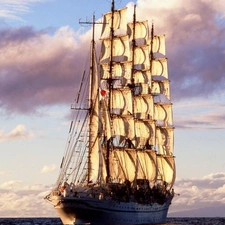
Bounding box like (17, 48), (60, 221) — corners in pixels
(0, 181), (55, 217)
(0, 0), (225, 113)
(169, 172), (225, 216)
(1, 172), (225, 217)
(136, 0), (225, 102)
(0, 25), (90, 114)
(0, 0), (224, 129)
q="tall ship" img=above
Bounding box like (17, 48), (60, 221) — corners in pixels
(45, 1), (176, 224)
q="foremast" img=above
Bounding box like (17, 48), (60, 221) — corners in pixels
(87, 14), (101, 184)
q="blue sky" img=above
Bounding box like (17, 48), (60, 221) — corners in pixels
(0, 0), (225, 218)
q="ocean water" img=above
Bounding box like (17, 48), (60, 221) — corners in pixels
(0, 218), (225, 225)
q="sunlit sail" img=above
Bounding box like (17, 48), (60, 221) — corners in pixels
(45, 1), (175, 224)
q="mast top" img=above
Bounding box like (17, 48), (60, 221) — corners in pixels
(111, 0), (115, 12)
(151, 20), (154, 37)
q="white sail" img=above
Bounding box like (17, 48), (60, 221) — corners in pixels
(125, 116), (136, 146)
(133, 45), (150, 70)
(99, 145), (107, 183)
(133, 70), (151, 85)
(159, 127), (174, 155)
(89, 98), (101, 182)
(145, 120), (156, 146)
(47, 4), (176, 223)
(101, 61), (132, 87)
(151, 58), (168, 78)
(156, 127), (174, 155)
(152, 79), (170, 100)
(111, 89), (133, 115)
(134, 96), (148, 119)
(100, 35), (130, 63)
(157, 155), (175, 187)
(100, 97), (112, 141)
(109, 148), (157, 183)
(135, 120), (150, 149)
(149, 35), (166, 56)
(137, 150), (157, 181)
(101, 7), (127, 39)
(112, 117), (126, 146)
(128, 21), (149, 45)
(88, 48), (101, 182)
(109, 149), (135, 182)
(154, 103), (173, 126)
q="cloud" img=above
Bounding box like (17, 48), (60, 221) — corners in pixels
(0, 124), (34, 142)
(0, 181), (56, 217)
(0, 180), (21, 190)
(173, 100), (225, 129)
(0, 0), (225, 129)
(1, 173), (225, 217)
(0, 25), (89, 115)
(40, 164), (56, 174)
(0, 0), (47, 21)
(169, 172), (225, 216)
(0, 171), (11, 176)
(135, 0), (225, 100)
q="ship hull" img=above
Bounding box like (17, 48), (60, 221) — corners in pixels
(53, 196), (172, 225)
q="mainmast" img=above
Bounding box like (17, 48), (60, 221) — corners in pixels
(109, 0), (115, 76)
(106, 0), (115, 184)
(88, 15), (96, 183)
(131, 5), (138, 187)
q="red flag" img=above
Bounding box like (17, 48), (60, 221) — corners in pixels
(100, 90), (107, 96)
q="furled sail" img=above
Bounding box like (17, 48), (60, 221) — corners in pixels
(88, 48), (101, 182)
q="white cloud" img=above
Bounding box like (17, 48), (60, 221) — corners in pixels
(0, 171), (11, 176)
(0, 180), (21, 190)
(173, 99), (225, 129)
(0, 0), (48, 21)
(0, 182), (56, 217)
(170, 172), (225, 216)
(1, 173), (225, 217)
(40, 164), (56, 174)
(0, 124), (34, 142)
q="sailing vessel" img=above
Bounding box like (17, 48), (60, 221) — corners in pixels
(45, 1), (175, 224)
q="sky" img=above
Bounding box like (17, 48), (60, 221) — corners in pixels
(0, 0), (225, 218)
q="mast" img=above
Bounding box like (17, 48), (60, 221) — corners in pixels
(150, 22), (156, 150)
(131, 4), (138, 187)
(150, 22), (154, 71)
(79, 15), (102, 183)
(106, 0), (115, 184)
(88, 14), (96, 183)
(131, 5), (136, 78)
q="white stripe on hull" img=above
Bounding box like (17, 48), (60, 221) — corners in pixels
(54, 197), (172, 225)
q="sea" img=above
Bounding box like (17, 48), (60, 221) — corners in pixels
(0, 218), (225, 225)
